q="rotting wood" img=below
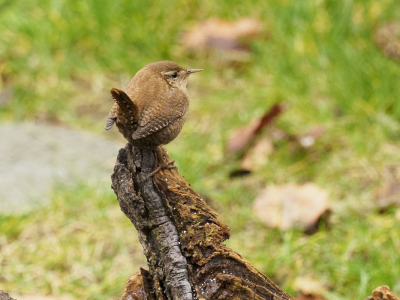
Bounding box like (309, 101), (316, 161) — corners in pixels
(364, 285), (400, 300)
(112, 144), (293, 300)
(0, 291), (15, 300)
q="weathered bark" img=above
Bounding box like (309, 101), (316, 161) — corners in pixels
(0, 291), (15, 300)
(112, 144), (293, 300)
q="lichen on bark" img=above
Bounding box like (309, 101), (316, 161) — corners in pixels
(112, 144), (292, 300)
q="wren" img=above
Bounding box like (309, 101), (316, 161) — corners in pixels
(105, 61), (203, 176)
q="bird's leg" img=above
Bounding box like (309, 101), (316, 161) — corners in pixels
(147, 146), (177, 178)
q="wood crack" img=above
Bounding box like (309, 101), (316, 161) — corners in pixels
(112, 144), (193, 300)
(113, 144), (293, 300)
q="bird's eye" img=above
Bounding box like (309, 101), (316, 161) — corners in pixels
(171, 72), (178, 79)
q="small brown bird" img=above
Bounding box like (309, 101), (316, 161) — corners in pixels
(105, 60), (203, 176)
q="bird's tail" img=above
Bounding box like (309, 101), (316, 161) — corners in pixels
(104, 116), (116, 131)
(104, 88), (138, 131)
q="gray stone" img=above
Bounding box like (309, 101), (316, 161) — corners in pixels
(0, 123), (121, 215)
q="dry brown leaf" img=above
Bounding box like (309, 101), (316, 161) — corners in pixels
(365, 285), (400, 300)
(227, 119), (261, 154)
(374, 22), (400, 63)
(253, 183), (330, 231)
(374, 181), (400, 210)
(226, 103), (283, 154)
(240, 136), (274, 171)
(182, 18), (264, 52)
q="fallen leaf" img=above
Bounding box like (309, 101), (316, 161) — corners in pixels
(240, 136), (274, 171)
(365, 285), (400, 300)
(182, 18), (264, 53)
(226, 103), (283, 153)
(374, 22), (400, 63)
(253, 183), (330, 231)
(374, 181), (400, 210)
(227, 119), (261, 154)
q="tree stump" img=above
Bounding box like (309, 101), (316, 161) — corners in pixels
(0, 291), (15, 300)
(112, 144), (293, 300)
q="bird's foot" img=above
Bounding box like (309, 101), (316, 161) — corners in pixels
(146, 159), (177, 179)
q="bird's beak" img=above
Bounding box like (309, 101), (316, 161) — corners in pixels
(187, 69), (204, 74)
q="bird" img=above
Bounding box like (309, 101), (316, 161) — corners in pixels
(105, 60), (203, 176)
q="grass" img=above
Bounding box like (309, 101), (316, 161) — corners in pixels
(0, 183), (147, 299)
(1, 0), (400, 299)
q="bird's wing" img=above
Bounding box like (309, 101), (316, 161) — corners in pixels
(132, 91), (188, 140)
(104, 88), (138, 131)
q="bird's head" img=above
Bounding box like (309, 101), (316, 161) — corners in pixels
(145, 61), (203, 89)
